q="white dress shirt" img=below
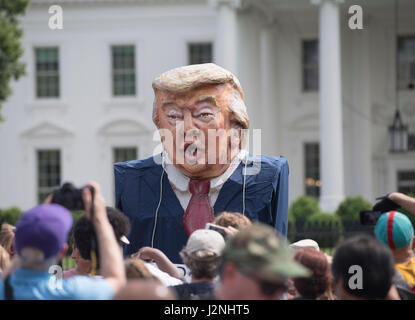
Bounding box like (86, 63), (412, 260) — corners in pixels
(161, 150), (246, 210)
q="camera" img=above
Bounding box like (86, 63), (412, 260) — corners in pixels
(205, 223), (228, 238)
(360, 210), (383, 226)
(51, 182), (94, 211)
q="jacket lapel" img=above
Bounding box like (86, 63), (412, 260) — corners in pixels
(213, 161), (244, 214)
(141, 164), (185, 225)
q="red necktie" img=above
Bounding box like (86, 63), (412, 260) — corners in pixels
(183, 179), (214, 237)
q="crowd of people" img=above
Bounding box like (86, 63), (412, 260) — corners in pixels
(0, 183), (414, 300)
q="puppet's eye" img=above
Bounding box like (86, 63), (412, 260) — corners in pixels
(198, 113), (214, 121)
(167, 111), (183, 120)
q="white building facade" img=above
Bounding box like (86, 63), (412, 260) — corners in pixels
(0, 0), (414, 212)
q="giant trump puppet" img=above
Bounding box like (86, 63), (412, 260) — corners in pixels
(114, 63), (289, 263)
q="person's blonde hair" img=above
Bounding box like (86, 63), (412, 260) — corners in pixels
(125, 258), (158, 281)
(213, 211), (252, 229)
(0, 224), (16, 255)
(0, 245), (10, 272)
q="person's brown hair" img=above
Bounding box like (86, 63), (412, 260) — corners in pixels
(0, 224), (16, 256)
(125, 258), (159, 282)
(213, 211), (252, 229)
(293, 248), (331, 299)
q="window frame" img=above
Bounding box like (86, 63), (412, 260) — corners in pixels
(188, 42), (213, 65)
(304, 142), (320, 198)
(397, 170), (415, 195)
(302, 39), (319, 92)
(113, 147), (138, 164)
(111, 45), (137, 97)
(35, 47), (60, 98)
(37, 149), (61, 204)
(397, 35), (415, 91)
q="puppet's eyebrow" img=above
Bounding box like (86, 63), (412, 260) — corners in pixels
(161, 99), (178, 108)
(196, 95), (217, 106)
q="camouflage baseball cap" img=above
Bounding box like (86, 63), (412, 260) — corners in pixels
(222, 223), (311, 283)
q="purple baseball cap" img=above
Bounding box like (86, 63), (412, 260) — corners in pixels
(15, 204), (73, 259)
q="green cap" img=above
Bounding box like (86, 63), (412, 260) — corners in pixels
(222, 223), (311, 283)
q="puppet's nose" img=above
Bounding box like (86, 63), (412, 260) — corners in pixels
(183, 112), (196, 131)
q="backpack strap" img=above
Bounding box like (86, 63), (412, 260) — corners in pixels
(173, 283), (193, 300)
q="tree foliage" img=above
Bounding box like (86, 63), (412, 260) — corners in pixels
(0, 0), (29, 120)
(335, 196), (372, 221)
(289, 195), (321, 220)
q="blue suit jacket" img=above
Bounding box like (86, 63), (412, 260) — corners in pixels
(114, 153), (289, 263)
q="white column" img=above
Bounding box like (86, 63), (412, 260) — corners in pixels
(209, 0), (240, 74)
(314, 0), (345, 212)
(260, 23), (280, 156)
(349, 28), (373, 201)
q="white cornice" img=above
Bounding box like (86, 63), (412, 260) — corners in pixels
(20, 121), (74, 138)
(30, 0), (206, 5)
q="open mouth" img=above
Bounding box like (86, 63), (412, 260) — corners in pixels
(184, 142), (203, 163)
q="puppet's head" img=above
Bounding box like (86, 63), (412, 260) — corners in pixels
(152, 63), (250, 180)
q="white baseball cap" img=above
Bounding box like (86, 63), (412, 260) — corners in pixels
(290, 239), (320, 252)
(184, 229), (226, 256)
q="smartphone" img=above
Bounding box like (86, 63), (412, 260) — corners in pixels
(360, 210), (383, 226)
(205, 223), (228, 238)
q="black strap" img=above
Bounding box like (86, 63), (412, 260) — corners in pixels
(173, 283), (214, 300)
(174, 283), (193, 300)
(4, 276), (14, 300)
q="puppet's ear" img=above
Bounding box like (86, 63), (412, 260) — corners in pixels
(229, 126), (241, 149)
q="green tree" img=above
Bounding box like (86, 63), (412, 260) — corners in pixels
(335, 196), (372, 221)
(289, 195), (321, 220)
(0, 0), (29, 120)
(0, 206), (22, 225)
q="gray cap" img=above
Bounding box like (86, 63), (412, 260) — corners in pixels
(183, 229), (226, 256)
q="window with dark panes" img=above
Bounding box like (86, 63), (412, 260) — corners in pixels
(304, 143), (320, 198)
(408, 133), (415, 151)
(112, 45), (136, 96)
(303, 40), (319, 92)
(37, 150), (61, 204)
(397, 36), (415, 90)
(188, 43), (213, 65)
(113, 147), (138, 163)
(397, 171), (415, 195)
(35, 48), (60, 98)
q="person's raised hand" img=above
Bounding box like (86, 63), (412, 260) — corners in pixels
(137, 246), (162, 263)
(43, 194), (53, 204)
(224, 226), (238, 236)
(373, 193), (400, 213)
(82, 181), (106, 223)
